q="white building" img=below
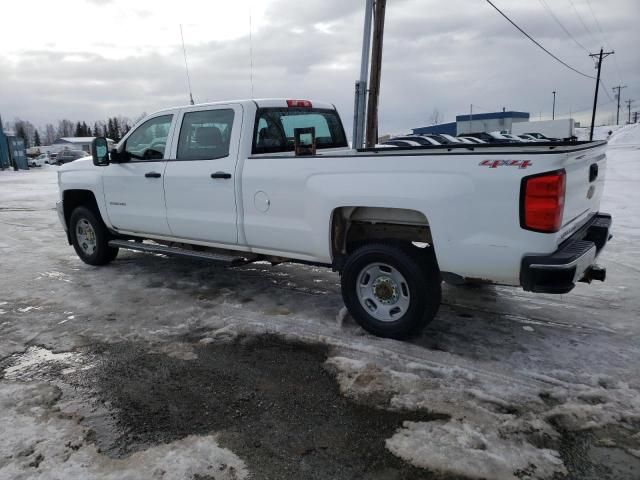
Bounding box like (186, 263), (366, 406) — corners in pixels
(52, 137), (115, 154)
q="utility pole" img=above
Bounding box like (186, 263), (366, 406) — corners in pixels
(469, 104), (473, 133)
(552, 91), (556, 120)
(352, 0), (374, 149)
(588, 48), (614, 141)
(625, 99), (634, 124)
(612, 85), (627, 125)
(365, 0), (387, 148)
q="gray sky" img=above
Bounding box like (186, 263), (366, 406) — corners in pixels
(1, 0), (638, 135)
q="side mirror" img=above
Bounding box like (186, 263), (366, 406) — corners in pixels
(92, 137), (110, 166)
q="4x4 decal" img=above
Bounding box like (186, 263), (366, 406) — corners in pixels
(479, 159), (532, 169)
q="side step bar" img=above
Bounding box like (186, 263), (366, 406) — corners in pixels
(108, 240), (249, 266)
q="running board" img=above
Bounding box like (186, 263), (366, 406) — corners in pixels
(108, 240), (249, 266)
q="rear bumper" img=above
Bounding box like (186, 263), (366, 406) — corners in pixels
(521, 213), (611, 294)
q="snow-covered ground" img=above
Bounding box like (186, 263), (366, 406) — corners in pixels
(1, 126), (640, 479)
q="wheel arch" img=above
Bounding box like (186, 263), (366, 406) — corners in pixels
(330, 206), (436, 268)
(62, 189), (102, 231)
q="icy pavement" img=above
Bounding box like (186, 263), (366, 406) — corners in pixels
(1, 127), (640, 479)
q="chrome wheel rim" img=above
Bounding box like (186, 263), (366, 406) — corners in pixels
(76, 218), (97, 256)
(356, 263), (411, 322)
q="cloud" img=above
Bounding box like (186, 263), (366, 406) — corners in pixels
(1, 0), (638, 133)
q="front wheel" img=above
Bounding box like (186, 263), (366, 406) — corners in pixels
(69, 206), (119, 265)
(341, 243), (441, 339)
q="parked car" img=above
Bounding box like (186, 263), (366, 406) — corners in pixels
(437, 134), (467, 144)
(57, 150), (90, 165)
(383, 139), (424, 147)
(391, 136), (441, 146)
(524, 132), (561, 142)
(501, 133), (526, 142)
(420, 133), (457, 144)
(463, 132), (512, 144)
(29, 154), (48, 167)
(56, 98), (611, 340)
(518, 134), (548, 142)
(458, 136), (487, 144)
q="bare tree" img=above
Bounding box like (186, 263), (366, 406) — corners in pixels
(56, 119), (75, 138)
(133, 112), (147, 125)
(44, 124), (56, 145)
(429, 109), (442, 125)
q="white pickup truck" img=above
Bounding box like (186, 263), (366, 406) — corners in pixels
(56, 98), (611, 339)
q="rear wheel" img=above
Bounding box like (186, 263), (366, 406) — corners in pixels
(341, 243), (441, 339)
(69, 206), (118, 265)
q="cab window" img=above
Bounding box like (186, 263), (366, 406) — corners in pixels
(124, 115), (173, 161)
(252, 108), (347, 154)
(177, 109), (235, 160)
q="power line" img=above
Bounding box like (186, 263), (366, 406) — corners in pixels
(598, 78), (615, 103)
(485, 0), (595, 80)
(584, 0), (625, 85)
(584, 0), (610, 49)
(536, 0), (588, 53)
(567, 0), (599, 47)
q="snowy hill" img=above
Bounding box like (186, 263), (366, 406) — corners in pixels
(575, 123), (640, 143)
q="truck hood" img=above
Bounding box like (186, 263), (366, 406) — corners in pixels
(59, 157), (93, 172)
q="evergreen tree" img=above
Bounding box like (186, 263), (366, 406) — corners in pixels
(102, 124), (108, 138)
(16, 124), (29, 147)
(82, 121), (89, 136)
(113, 117), (120, 142)
(75, 122), (82, 137)
(34, 130), (41, 147)
(94, 122), (100, 138)
(107, 118), (115, 140)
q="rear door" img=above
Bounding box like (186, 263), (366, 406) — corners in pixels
(163, 104), (242, 244)
(102, 113), (176, 236)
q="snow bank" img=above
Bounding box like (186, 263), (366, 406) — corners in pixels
(386, 419), (565, 480)
(608, 123), (640, 145)
(326, 352), (640, 479)
(575, 123), (640, 143)
(0, 382), (249, 480)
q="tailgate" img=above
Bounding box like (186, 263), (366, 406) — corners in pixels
(558, 142), (607, 242)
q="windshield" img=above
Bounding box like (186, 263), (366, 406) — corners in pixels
(252, 108), (347, 154)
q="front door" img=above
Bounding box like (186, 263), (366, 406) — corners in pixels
(163, 104), (242, 244)
(103, 113), (176, 236)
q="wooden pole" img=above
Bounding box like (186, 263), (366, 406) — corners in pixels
(365, 0), (387, 148)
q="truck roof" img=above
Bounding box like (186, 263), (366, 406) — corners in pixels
(151, 98), (336, 116)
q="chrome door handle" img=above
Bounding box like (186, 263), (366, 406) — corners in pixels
(145, 172), (162, 178)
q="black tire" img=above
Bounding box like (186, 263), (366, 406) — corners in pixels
(69, 206), (119, 266)
(341, 243), (441, 339)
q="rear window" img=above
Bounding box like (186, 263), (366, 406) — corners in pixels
(252, 108), (347, 154)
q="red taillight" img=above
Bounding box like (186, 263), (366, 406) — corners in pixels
(286, 99), (312, 108)
(521, 170), (566, 233)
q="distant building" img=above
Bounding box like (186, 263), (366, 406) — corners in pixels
(412, 111), (530, 137)
(52, 137), (115, 154)
(456, 111), (530, 135)
(412, 122), (457, 136)
(53, 137), (95, 153)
